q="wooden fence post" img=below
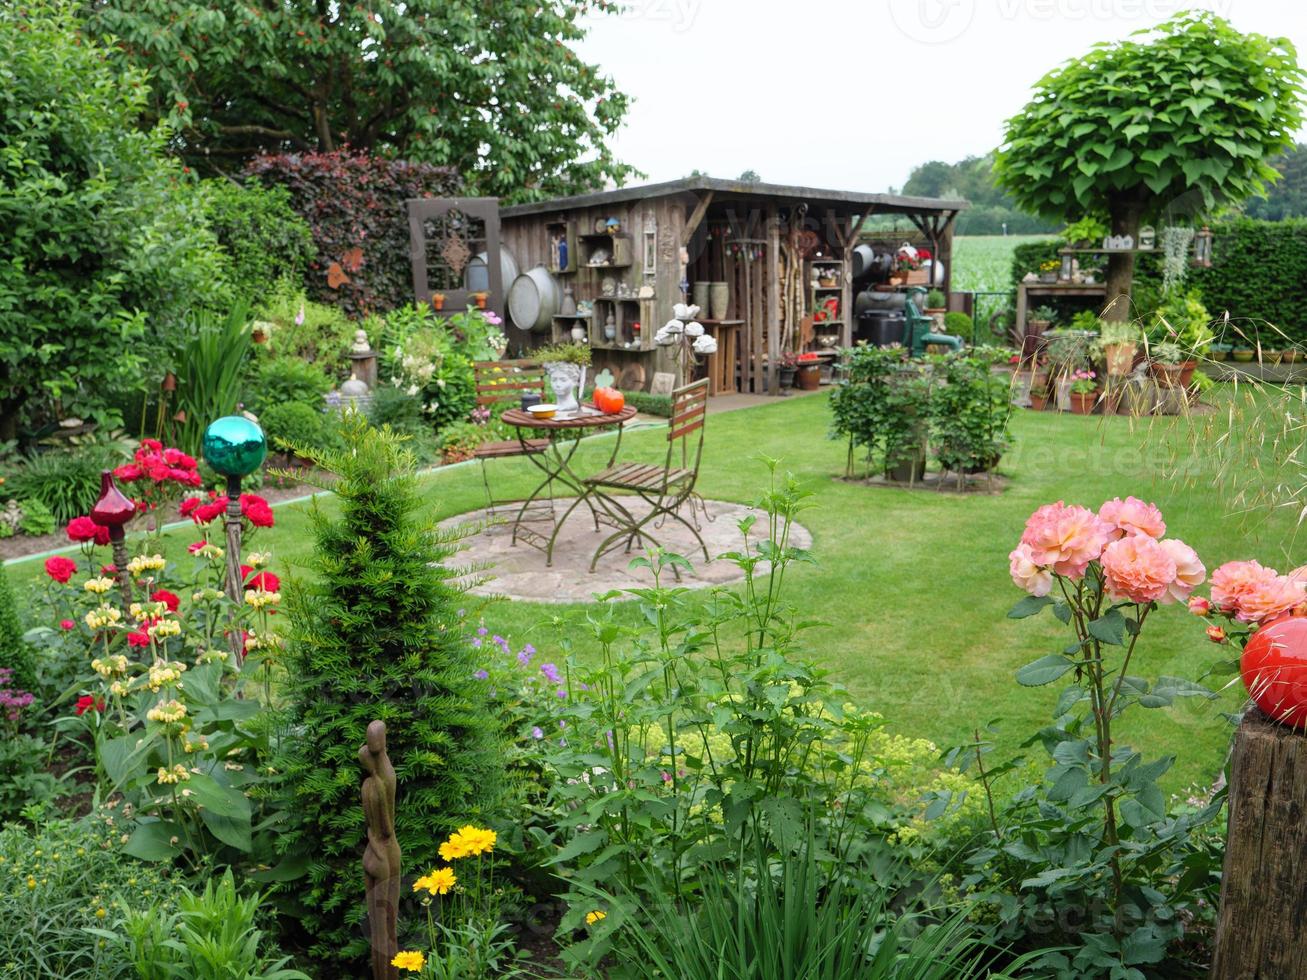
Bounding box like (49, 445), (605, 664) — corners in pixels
(361, 720), (401, 980)
(1211, 707), (1307, 978)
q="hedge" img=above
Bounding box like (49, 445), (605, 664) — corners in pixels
(1190, 219), (1307, 344)
(244, 151), (460, 318)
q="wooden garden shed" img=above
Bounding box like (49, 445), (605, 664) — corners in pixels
(495, 178), (966, 395)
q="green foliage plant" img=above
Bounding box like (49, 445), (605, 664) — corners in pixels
(253, 284), (357, 379)
(959, 500), (1221, 977)
(244, 357), (333, 418)
(199, 180), (315, 303)
(0, 814), (177, 979)
(0, 0), (226, 440)
(1190, 218), (1307, 346)
(273, 411), (505, 969)
(1149, 290), (1213, 355)
(257, 402), (339, 457)
(96, 869), (310, 980)
(4, 444), (122, 523)
(535, 341), (593, 367)
(943, 311), (975, 338)
(996, 13), (1305, 320)
(830, 346), (931, 479)
(171, 301), (254, 455)
(0, 569), (34, 693)
(927, 348), (1012, 476)
(17, 498), (56, 536)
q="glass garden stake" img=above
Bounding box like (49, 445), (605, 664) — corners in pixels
(90, 470), (137, 611)
(202, 416), (267, 655)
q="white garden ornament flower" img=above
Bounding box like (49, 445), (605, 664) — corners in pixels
(684, 321), (704, 337)
(692, 335), (718, 355)
(672, 303), (701, 320)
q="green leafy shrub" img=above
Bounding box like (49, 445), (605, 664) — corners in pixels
(245, 357), (333, 417)
(830, 347), (932, 479)
(0, 815), (177, 979)
(253, 283), (358, 380)
(943, 312), (974, 338)
(274, 413), (506, 969)
(623, 391), (673, 417)
(5, 445), (121, 523)
(99, 870), (310, 980)
(244, 151), (461, 317)
(1010, 239), (1065, 287)
(17, 498), (55, 536)
(927, 349), (1012, 475)
(0, 1), (226, 440)
(0, 732), (65, 824)
(258, 401), (339, 456)
(199, 179), (314, 304)
(169, 302), (253, 456)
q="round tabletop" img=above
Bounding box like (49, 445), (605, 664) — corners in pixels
(501, 404), (637, 430)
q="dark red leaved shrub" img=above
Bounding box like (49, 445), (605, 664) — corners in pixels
(244, 150), (460, 317)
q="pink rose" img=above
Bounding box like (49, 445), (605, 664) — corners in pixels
(1009, 543), (1053, 597)
(1098, 496), (1166, 541)
(1101, 535), (1177, 605)
(1210, 560), (1279, 616)
(1157, 539), (1205, 604)
(1020, 501), (1113, 579)
(1235, 575), (1303, 625)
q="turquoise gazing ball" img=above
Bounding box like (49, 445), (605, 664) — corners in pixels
(202, 416), (267, 477)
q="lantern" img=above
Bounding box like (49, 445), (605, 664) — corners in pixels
(1194, 226), (1213, 268)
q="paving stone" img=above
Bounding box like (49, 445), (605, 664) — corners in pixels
(440, 498), (811, 603)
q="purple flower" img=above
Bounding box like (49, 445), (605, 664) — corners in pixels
(531, 726), (544, 740)
(294, 304), (305, 327)
(540, 662), (561, 684)
(471, 637), (482, 648)
(556, 688), (567, 699)
(476, 626), (488, 637)
(473, 669), (489, 680)
(516, 649), (532, 667)
(484, 311), (503, 326)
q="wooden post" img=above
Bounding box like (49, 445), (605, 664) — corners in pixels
(1211, 707), (1307, 979)
(361, 720), (401, 980)
(766, 206), (780, 395)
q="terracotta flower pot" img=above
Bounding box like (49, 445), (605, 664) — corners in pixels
(1069, 391), (1097, 415)
(474, 293), (488, 310)
(1102, 342), (1137, 376)
(796, 363), (821, 391)
(432, 296), (445, 311)
(1178, 359), (1197, 388)
(1149, 361), (1186, 388)
(1028, 391), (1048, 411)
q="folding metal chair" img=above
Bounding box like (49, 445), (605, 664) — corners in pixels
(472, 360), (552, 516)
(583, 378), (711, 570)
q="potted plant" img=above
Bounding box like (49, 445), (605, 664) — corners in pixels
(1096, 321), (1140, 376)
(1149, 341), (1185, 387)
(779, 350), (800, 388)
(432, 293), (446, 312)
(1208, 342), (1231, 362)
(1028, 381), (1050, 411)
(1028, 305), (1057, 335)
(1283, 347), (1300, 364)
(537, 341), (592, 412)
(1038, 259), (1060, 283)
(796, 352), (822, 391)
(1232, 345), (1256, 363)
(1069, 370), (1099, 414)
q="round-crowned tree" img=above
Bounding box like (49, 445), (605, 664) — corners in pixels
(994, 13), (1305, 320)
(273, 411), (505, 969)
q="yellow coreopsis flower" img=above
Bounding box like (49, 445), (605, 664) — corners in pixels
(586, 910), (607, 925)
(413, 866), (457, 896)
(391, 950), (425, 972)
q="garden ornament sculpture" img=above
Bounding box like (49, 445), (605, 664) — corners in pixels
(90, 470), (136, 610)
(902, 286), (963, 357)
(360, 720), (401, 980)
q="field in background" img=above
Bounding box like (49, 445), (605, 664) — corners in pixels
(951, 234), (1052, 293)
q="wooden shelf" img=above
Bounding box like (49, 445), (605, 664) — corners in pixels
(553, 312), (592, 319)
(1058, 247), (1156, 255)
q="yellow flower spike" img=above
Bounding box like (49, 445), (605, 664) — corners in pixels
(391, 950), (426, 972)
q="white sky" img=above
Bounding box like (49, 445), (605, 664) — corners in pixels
(574, 0), (1307, 193)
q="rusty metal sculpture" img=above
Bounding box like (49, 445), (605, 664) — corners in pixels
(360, 720), (401, 980)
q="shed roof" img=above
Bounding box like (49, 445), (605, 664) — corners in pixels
(499, 176), (968, 219)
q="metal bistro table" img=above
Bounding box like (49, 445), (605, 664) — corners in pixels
(499, 404), (639, 567)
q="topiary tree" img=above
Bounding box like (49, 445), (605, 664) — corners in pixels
(0, 0), (227, 441)
(995, 13), (1305, 320)
(273, 411), (505, 969)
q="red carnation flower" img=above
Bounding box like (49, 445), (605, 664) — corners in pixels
(179, 496), (201, 517)
(75, 695), (105, 716)
(187, 540), (207, 554)
(100, 564), (117, 575)
(113, 464), (143, 482)
(141, 438), (163, 451)
(66, 516), (110, 546)
(246, 571), (280, 592)
(151, 589), (180, 612)
(127, 631), (150, 648)
(240, 494), (274, 528)
(60, 618), (75, 631)
(44, 556), (77, 583)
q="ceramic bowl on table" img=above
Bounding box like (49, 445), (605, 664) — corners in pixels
(527, 403), (558, 421)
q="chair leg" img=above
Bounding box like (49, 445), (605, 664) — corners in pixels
(659, 497), (711, 565)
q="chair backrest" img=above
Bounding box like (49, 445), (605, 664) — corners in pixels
(667, 378), (709, 473)
(474, 360), (545, 408)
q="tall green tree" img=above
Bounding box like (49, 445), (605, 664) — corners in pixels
(274, 412), (505, 969)
(994, 13), (1305, 319)
(0, 0), (226, 440)
(902, 154), (1056, 234)
(89, 0), (636, 202)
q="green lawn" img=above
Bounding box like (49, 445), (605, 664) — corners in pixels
(6, 394), (1295, 792)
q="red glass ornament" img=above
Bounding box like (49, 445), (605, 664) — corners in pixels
(1241, 614), (1307, 730)
(89, 471), (136, 529)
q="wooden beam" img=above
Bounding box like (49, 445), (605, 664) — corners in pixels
(681, 191), (715, 247)
(767, 206), (781, 396)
